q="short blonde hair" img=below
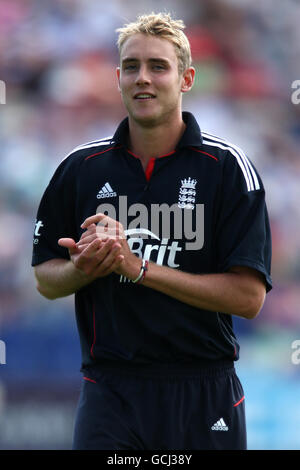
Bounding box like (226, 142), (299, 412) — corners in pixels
(116, 12), (192, 74)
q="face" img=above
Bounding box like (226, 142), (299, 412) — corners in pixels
(117, 33), (194, 128)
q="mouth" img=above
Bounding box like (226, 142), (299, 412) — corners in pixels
(134, 93), (156, 100)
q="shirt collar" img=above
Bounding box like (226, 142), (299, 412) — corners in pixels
(177, 112), (203, 149)
(111, 111), (203, 149)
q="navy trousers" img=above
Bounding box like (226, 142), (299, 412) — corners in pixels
(72, 362), (246, 450)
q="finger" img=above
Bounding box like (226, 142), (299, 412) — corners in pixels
(58, 238), (78, 255)
(81, 213), (108, 229)
(90, 241), (121, 271)
(80, 232), (122, 244)
(98, 226), (125, 239)
(77, 234), (97, 247)
(108, 254), (125, 272)
(75, 239), (102, 266)
(77, 233), (108, 246)
(102, 256), (125, 277)
(93, 239), (120, 263)
(81, 238), (119, 261)
(80, 224), (97, 240)
(95, 253), (124, 277)
(58, 238), (76, 248)
(78, 240), (121, 275)
(81, 214), (126, 240)
(76, 233), (117, 254)
(74, 239), (103, 272)
(79, 237), (102, 256)
(81, 214), (122, 234)
(76, 243), (89, 252)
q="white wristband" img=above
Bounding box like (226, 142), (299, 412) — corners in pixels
(132, 259), (146, 283)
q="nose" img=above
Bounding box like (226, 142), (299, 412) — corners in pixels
(135, 64), (151, 85)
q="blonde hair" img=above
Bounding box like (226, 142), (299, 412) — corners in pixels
(116, 12), (192, 74)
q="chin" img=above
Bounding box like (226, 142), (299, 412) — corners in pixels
(130, 111), (165, 128)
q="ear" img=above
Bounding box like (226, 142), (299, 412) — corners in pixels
(116, 67), (121, 92)
(181, 67), (195, 93)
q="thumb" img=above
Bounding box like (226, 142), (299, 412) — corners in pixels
(58, 238), (77, 254)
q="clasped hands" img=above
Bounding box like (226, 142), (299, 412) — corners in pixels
(58, 213), (140, 281)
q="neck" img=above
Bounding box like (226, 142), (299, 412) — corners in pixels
(127, 114), (186, 169)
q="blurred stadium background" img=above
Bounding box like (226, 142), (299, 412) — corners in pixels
(0, 0), (300, 450)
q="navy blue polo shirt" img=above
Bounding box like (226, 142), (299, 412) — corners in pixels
(32, 112), (272, 370)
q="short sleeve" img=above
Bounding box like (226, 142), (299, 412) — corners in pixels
(31, 158), (78, 266)
(215, 152), (272, 292)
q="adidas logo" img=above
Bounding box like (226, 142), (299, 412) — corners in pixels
(97, 182), (117, 199)
(211, 417), (228, 431)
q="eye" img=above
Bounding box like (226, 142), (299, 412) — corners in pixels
(152, 64), (165, 71)
(124, 64), (137, 71)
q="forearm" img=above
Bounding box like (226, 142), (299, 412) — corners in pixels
(34, 259), (93, 300)
(140, 262), (265, 319)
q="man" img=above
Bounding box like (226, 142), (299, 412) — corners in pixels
(32, 13), (272, 450)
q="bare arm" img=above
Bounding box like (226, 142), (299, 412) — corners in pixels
(139, 263), (266, 319)
(34, 235), (124, 300)
(113, 246), (266, 319)
(34, 258), (93, 300)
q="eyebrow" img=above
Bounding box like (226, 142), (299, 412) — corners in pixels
(122, 57), (170, 65)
